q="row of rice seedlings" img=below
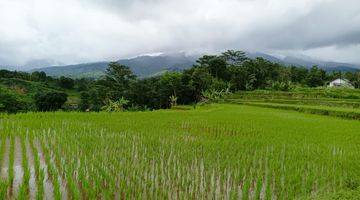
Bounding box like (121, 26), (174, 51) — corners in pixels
(51, 132), (82, 199)
(62, 155), (81, 199)
(45, 132), (81, 199)
(8, 136), (14, 197)
(0, 139), (5, 169)
(29, 137), (44, 200)
(40, 139), (62, 199)
(17, 136), (30, 199)
(0, 138), (8, 198)
(4, 109), (358, 199)
(56, 129), (117, 199)
(51, 128), (345, 199)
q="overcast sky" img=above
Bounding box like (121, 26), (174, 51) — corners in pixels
(1, 0), (360, 68)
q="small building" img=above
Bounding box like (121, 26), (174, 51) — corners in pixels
(328, 78), (354, 88)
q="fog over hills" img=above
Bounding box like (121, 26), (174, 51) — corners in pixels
(24, 52), (358, 78)
(1, 51), (358, 78)
(28, 53), (198, 78)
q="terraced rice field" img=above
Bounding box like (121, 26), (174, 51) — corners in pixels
(1, 104), (360, 199)
(225, 89), (360, 120)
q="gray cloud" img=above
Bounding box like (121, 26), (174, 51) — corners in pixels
(0, 0), (360, 68)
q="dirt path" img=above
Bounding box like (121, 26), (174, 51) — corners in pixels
(26, 139), (37, 200)
(13, 137), (23, 197)
(36, 140), (54, 200)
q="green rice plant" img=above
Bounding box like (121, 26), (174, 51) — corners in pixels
(0, 138), (7, 199)
(8, 136), (14, 197)
(40, 139), (62, 200)
(0, 139), (5, 171)
(18, 136), (30, 199)
(0, 180), (8, 199)
(29, 137), (44, 200)
(1, 104), (360, 198)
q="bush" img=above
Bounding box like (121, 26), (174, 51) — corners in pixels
(34, 92), (68, 111)
(58, 76), (75, 89)
(270, 81), (292, 91)
(79, 91), (91, 111)
(0, 87), (26, 113)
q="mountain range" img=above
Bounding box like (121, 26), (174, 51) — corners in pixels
(2, 52), (359, 78)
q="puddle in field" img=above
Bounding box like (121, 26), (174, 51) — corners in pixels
(36, 140), (55, 200)
(0, 138), (69, 199)
(26, 140), (36, 200)
(0, 138), (9, 180)
(13, 137), (23, 197)
(47, 142), (68, 200)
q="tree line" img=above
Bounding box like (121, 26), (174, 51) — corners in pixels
(1, 50), (360, 113)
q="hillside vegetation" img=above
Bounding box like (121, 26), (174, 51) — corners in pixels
(0, 70), (79, 113)
(224, 88), (360, 119)
(1, 50), (360, 114)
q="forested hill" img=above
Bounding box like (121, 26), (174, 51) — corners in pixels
(30, 53), (198, 78)
(1, 50), (360, 113)
(28, 52), (360, 78)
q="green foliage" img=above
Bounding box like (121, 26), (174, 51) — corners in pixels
(1, 49), (360, 114)
(30, 71), (47, 82)
(269, 81), (293, 91)
(79, 91), (91, 111)
(169, 95), (178, 107)
(201, 88), (230, 103)
(306, 66), (327, 87)
(58, 76), (75, 89)
(104, 62), (136, 99)
(0, 86), (27, 113)
(34, 92), (68, 111)
(102, 97), (129, 112)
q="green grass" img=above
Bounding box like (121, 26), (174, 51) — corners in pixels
(1, 104), (360, 198)
(230, 88), (360, 100)
(230, 102), (360, 120)
(225, 89), (360, 120)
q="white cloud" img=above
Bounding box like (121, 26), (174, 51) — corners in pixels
(0, 0), (360, 67)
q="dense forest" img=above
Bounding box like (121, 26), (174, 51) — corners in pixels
(1, 50), (360, 113)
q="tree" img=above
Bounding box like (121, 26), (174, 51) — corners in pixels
(240, 58), (278, 90)
(75, 78), (91, 91)
(290, 66), (308, 84)
(34, 92), (68, 111)
(0, 87), (26, 113)
(186, 67), (214, 102)
(159, 72), (186, 107)
(228, 65), (248, 90)
(104, 62), (136, 99)
(58, 76), (75, 89)
(31, 71), (47, 82)
(345, 71), (360, 88)
(196, 55), (217, 66)
(221, 50), (248, 65)
(306, 66), (326, 87)
(128, 77), (162, 109)
(208, 57), (228, 80)
(102, 97), (129, 112)
(79, 91), (91, 111)
(196, 55), (228, 80)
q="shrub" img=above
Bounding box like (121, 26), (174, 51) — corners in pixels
(34, 92), (68, 111)
(0, 87), (26, 113)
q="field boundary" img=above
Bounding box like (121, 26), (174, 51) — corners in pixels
(230, 102), (360, 120)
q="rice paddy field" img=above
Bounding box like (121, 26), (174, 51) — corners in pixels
(1, 102), (360, 199)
